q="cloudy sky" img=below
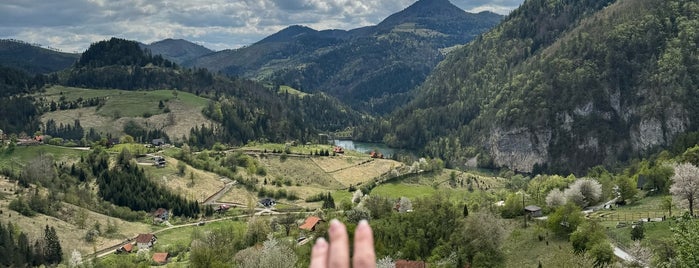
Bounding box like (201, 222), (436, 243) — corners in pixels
(0, 0), (523, 53)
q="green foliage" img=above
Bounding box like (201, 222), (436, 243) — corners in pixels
(570, 221), (607, 253)
(671, 214), (699, 267)
(382, 0), (699, 174)
(547, 202), (584, 236)
(0, 221), (63, 267)
(631, 223), (645, 241)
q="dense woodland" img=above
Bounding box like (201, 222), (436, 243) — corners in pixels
(359, 0), (699, 174)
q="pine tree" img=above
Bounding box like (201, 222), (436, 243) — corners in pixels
(43, 225), (62, 264)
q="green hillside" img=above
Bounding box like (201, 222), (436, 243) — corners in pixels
(381, 0), (699, 174)
(188, 0), (502, 114)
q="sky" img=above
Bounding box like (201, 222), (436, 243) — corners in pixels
(0, 0), (523, 53)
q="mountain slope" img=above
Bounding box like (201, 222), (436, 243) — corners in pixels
(383, 0), (699, 173)
(143, 39), (213, 65)
(188, 0), (502, 114)
(0, 39), (79, 74)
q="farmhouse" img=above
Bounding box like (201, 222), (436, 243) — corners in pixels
(152, 138), (166, 146)
(396, 260), (427, 268)
(524, 205), (543, 217)
(115, 243), (133, 254)
(153, 156), (166, 168)
(135, 233), (157, 249)
(215, 204), (232, 213)
(153, 208), (169, 221)
(299, 216), (323, 232)
(152, 252), (169, 265)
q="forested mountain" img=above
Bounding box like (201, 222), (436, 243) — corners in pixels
(142, 39), (213, 65)
(186, 0), (502, 114)
(376, 0), (699, 174)
(60, 38), (364, 146)
(0, 39), (79, 74)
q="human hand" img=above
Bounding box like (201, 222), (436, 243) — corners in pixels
(310, 219), (376, 268)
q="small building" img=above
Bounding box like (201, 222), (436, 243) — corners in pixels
(116, 243), (133, 254)
(299, 216), (323, 232)
(152, 252), (169, 265)
(215, 204), (232, 213)
(333, 146), (344, 154)
(153, 156), (166, 168)
(370, 151), (384, 159)
(135, 233), (157, 249)
(152, 138), (165, 146)
(259, 198), (276, 208)
(153, 208), (169, 221)
(524, 205), (543, 217)
(396, 260), (427, 268)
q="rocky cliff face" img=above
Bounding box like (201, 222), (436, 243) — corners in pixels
(488, 127), (550, 173)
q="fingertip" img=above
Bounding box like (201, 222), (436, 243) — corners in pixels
(310, 237), (329, 268)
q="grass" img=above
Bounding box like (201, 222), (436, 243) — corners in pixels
(502, 220), (581, 267)
(278, 85), (309, 97)
(371, 183), (438, 199)
(0, 145), (86, 171)
(38, 85), (215, 142)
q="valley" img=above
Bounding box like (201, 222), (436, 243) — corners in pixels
(0, 0), (698, 267)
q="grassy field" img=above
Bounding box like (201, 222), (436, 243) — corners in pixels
(142, 156), (228, 203)
(0, 145), (87, 172)
(278, 85), (309, 97)
(38, 86), (215, 141)
(502, 220), (582, 267)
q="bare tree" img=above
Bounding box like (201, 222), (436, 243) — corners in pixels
(670, 163), (699, 216)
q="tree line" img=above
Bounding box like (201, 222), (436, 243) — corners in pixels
(0, 222), (62, 267)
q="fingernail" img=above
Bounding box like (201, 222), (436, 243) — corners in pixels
(330, 219), (341, 232)
(314, 237), (327, 248)
(358, 219), (369, 228)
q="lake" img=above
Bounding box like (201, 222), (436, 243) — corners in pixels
(332, 140), (401, 158)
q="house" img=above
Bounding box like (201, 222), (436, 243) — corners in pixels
(152, 252), (169, 265)
(524, 205), (543, 217)
(153, 156), (166, 168)
(333, 146), (345, 154)
(637, 175), (647, 190)
(153, 208), (169, 221)
(135, 233), (157, 249)
(34, 135), (44, 143)
(152, 138), (165, 146)
(396, 260), (427, 268)
(115, 243), (133, 254)
(215, 204), (232, 213)
(259, 198), (276, 208)
(299, 216), (323, 232)
(370, 151), (384, 159)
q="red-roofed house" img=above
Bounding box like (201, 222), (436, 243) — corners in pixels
(152, 252), (169, 264)
(135, 233), (157, 249)
(116, 243), (133, 254)
(299, 216), (323, 232)
(396, 260), (427, 268)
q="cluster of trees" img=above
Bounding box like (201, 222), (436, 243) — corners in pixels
(46, 96), (104, 112)
(91, 148), (200, 218)
(44, 119), (84, 141)
(0, 222), (62, 267)
(122, 120), (169, 144)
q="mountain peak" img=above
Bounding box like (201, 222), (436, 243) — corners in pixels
(256, 25), (318, 44)
(377, 0), (474, 30)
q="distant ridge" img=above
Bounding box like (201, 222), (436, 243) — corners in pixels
(143, 38), (213, 65)
(0, 39), (79, 74)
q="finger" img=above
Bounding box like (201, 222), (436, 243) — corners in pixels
(328, 219), (350, 268)
(310, 237), (329, 268)
(353, 220), (376, 268)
